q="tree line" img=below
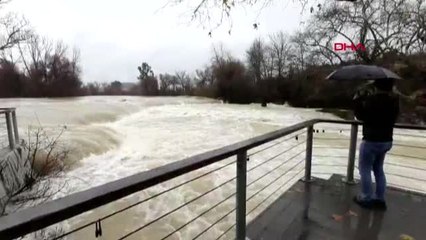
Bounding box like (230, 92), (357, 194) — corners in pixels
(134, 0), (425, 100)
(1, 0), (425, 116)
(132, 0), (425, 122)
(0, 11), (82, 98)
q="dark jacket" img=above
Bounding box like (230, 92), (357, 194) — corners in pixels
(353, 89), (400, 142)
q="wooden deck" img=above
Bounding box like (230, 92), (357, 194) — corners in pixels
(247, 174), (426, 240)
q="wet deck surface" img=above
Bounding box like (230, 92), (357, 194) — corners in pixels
(247, 174), (426, 240)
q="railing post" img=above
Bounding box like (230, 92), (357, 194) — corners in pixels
(303, 125), (313, 182)
(12, 110), (19, 145)
(345, 123), (358, 184)
(236, 150), (247, 240)
(5, 111), (15, 149)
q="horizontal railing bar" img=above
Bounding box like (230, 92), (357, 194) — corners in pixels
(317, 119), (426, 131)
(387, 173), (426, 182)
(394, 133), (426, 138)
(119, 147), (304, 239)
(161, 150), (304, 240)
(192, 205), (236, 240)
(311, 171), (426, 185)
(248, 131), (306, 157)
(0, 108), (15, 113)
(128, 147), (306, 239)
(314, 145), (348, 149)
(216, 225), (235, 240)
(308, 174), (426, 194)
(388, 153), (426, 161)
(312, 171), (345, 175)
(0, 118), (424, 239)
(246, 158), (304, 203)
(246, 168), (305, 216)
(385, 162), (426, 171)
(161, 190), (237, 240)
(246, 168), (304, 216)
(118, 176), (239, 239)
(191, 159), (303, 240)
(0, 119), (317, 239)
(57, 141), (308, 238)
(211, 161), (304, 239)
(52, 160), (237, 239)
(220, 168), (305, 240)
(387, 183), (426, 195)
(313, 141), (426, 149)
(313, 155), (347, 158)
(314, 127), (351, 131)
(313, 164), (348, 167)
(392, 143), (426, 149)
(315, 137), (348, 141)
(248, 141), (306, 172)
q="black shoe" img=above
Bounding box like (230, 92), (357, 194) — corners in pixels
(353, 196), (373, 209)
(372, 199), (387, 211)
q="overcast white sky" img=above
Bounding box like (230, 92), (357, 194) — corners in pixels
(7, 0), (306, 83)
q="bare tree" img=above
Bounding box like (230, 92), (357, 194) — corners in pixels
(263, 45), (275, 78)
(289, 31), (310, 71)
(404, 0), (426, 53)
(171, 0), (327, 30)
(17, 34), (52, 81)
(159, 73), (174, 94)
(195, 66), (214, 88)
(211, 43), (232, 68)
(0, 12), (30, 64)
(175, 71), (192, 94)
(269, 31), (292, 77)
(0, 13), (30, 53)
(246, 38), (267, 84)
(299, 26), (346, 65)
(70, 47), (81, 77)
(310, 0), (426, 63)
(16, 34), (82, 97)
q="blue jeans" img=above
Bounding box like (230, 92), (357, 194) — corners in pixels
(359, 141), (392, 201)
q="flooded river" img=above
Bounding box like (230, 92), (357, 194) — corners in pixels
(1, 96), (425, 239)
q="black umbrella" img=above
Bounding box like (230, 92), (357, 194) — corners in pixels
(326, 65), (402, 81)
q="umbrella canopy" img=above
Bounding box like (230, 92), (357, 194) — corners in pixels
(326, 65), (402, 81)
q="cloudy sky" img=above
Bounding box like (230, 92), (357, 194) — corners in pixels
(7, 0), (307, 83)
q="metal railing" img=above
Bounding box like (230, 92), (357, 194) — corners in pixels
(0, 119), (424, 240)
(0, 108), (19, 150)
(312, 121), (426, 194)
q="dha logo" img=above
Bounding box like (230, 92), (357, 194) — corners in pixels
(334, 43), (366, 52)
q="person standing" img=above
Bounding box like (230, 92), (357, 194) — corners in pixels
(353, 78), (400, 210)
